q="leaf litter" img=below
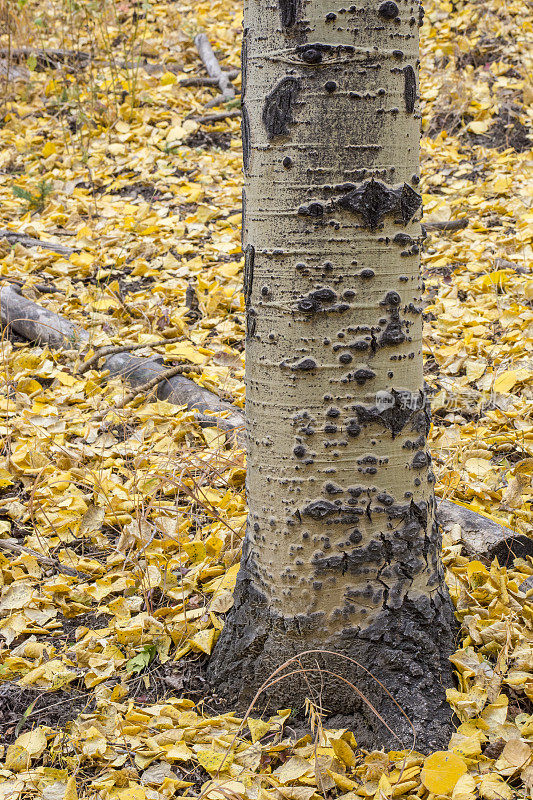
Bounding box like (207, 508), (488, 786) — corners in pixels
(0, 0), (531, 797)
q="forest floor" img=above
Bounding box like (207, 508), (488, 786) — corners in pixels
(0, 0), (531, 796)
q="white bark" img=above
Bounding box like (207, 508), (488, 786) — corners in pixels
(243, 0), (433, 623)
(209, 0), (456, 751)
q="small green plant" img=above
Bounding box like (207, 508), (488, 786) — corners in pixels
(126, 644), (157, 674)
(12, 179), (53, 213)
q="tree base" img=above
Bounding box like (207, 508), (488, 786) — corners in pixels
(208, 574), (457, 753)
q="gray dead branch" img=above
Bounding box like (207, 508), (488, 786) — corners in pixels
(179, 70), (239, 87)
(194, 33), (236, 108)
(0, 539), (92, 580)
(0, 229), (78, 256)
(437, 498), (533, 562)
(423, 219), (468, 232)
(190, 110), (241, 125)
(0, 284), (245, 436)
(0, 47), (90, 69)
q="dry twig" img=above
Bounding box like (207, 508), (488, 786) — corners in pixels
(191, 110), (241, 125)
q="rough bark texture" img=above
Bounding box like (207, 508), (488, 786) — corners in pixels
(208, 0), (457, 751)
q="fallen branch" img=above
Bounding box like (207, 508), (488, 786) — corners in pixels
(103, 352), (245, 432)
(194, 33), (236, 108)
(78, 335), (186, 374)
(437, 498), (533, 562)
(1, 283), (87, 348)
(179, 70), (239, 87)
(190, 110), (241, 125)
(96, 362), (202, 418)
(423, 219), (468, 232)
(0, 539), (92, 580)
(0, 284), (245, 434)
(0, 47), (89, 68)
(0, 229), (78, 256)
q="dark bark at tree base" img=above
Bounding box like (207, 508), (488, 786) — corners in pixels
(208, 572), (457, 753)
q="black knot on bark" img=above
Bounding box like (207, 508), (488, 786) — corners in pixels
(378, 1), (399, 18)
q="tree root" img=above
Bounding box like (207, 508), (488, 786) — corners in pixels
(0, 284), (245, 435)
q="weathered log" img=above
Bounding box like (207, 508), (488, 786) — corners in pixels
(1, 284), (87, 348)
(103, 353), (244, 431)
(0, 285), (244, 433)
(437, 499), (533, 562)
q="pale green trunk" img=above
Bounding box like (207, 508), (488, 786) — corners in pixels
(208, 0), (456, 751)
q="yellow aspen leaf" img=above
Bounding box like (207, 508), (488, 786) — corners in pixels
(190, 628), (215, 655)
(421, 751), (467, 794)
(275, 789), (318, 800)
(247, 717), (271, 743)
(197, 749), (233, 774)
(391, 780), (419, 796)
(166, 741), (194, 761)
(466, 561), (489, 580)
(451, 773), (477, 800)
(331, 737), (357, 769)
(160, 71), (177, 85)
(273, 756), (314, 784)
(500, 738), (532, 768)
(326, 770), (358, 791)
(493, 176), (512, 194)
(493, 369), (528, 394)
(218, 563), (240, 592)
(5, 743), (30, 772)
(118, 787), (147, 800)
(183, 540), (207, 562)
(468, 120), (490, 134)
(474, 270), (511, 290)
(42, 141), (57, 157)
(0, 468), (14, 487)
(210, 591), (234, 613)
(203, 781), (246, 799)
(64, 776), (78, 800)
(13, 727), (47, 758)
(477, 773), (513, 800)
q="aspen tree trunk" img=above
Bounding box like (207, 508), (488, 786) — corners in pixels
(208, 0), (456, 751)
